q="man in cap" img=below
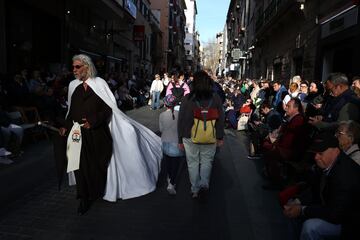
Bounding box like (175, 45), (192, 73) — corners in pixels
(283, 132), (360, 240)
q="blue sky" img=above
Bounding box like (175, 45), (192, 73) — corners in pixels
(196, 0), (231, 44)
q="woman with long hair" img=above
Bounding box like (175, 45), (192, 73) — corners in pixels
(178, 71), (225, 201)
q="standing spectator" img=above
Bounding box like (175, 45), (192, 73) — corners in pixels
(159, 95), (184, 195)
(178, 71), (225, 200)
(258, 79), (271, 103)
(272, 81), (288, 115)
(149, 74), (164, 110)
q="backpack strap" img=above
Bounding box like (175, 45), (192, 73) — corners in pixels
(180, 82), (185, 88)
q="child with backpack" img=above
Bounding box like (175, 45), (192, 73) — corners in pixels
(159, 94), (185, 195)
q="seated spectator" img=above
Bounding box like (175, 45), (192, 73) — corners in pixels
(0, 109), (23, 156)
(283, 132), (360, 240)
(250, 79), (261, 103)
(299, 81), (309, 102)
(262, 98), (307, 189)
(115, 80), (134, 111)
(7, 74), (33, 107)
(352, 76), (360, 97)
(247, 100), (282, 159)
(237, 99), (254, 131)
(304, 81), (324, 118)
(283, 82), (300, 110)
(336, 120), (360, 165)
(309, 73), (360, 131)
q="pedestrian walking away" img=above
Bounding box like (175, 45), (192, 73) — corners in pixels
(159, 94), (185, 195)
(178, 70), (225, 201)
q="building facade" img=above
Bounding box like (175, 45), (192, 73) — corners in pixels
(184, 0), (198, 73)
(1, 0), (140, 77)
(225, 0), (360, 83)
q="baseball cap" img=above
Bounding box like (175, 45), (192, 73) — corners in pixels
(308, 131), (339, 153)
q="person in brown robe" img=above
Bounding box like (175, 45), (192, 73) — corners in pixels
(59, 54), (112, 215)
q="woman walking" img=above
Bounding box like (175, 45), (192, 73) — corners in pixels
(178, 71), (225, 201)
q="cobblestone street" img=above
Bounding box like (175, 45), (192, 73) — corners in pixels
(0, 107), (287, 240)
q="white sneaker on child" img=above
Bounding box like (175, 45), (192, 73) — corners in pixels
(167, 183), (176, 195)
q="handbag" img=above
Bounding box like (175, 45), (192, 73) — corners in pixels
(237, 114), (249, 130)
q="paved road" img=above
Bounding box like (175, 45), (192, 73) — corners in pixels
(0, 107), (287, 240)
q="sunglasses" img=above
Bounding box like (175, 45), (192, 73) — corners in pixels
(73, 65), (83, 69)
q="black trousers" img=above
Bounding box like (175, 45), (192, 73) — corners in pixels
(164, 154), (182, 185)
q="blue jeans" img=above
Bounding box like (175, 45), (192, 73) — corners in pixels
(182, 138), (217, 193)
(151, 91), (160, 109)
(300, 218), (341, 240)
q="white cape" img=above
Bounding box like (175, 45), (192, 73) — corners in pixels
(67, 77), (162, 200)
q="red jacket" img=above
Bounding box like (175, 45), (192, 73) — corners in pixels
(264, 114), (306, 161)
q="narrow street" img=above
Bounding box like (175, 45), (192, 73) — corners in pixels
(0, 106), (286, 240)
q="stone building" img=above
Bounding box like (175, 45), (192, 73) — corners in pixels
(225, 0), (360, 83)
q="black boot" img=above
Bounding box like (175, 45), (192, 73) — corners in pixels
(77, 198), (92, 215)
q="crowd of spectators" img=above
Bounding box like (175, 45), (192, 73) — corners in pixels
(0, 68), (151, 163)
(217, 73), (360, 240)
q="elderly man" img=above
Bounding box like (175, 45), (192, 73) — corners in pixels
(309, 73), (360, 131)
(262, 98), (307, 189)
(283, 132), (360, 240)
(58, 54), (162, 215)
(59, 55), (113, 215)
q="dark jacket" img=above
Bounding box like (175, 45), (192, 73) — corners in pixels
(301, 152), (360, 239)
(178, 94), (225, 143)
(316, 89), (360, 131)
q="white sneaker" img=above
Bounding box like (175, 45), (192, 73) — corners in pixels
(0, 148), (12, 156)
(167, 183), (176, 195)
